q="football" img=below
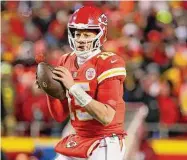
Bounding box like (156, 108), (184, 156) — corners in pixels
(37, 62), (66, 100)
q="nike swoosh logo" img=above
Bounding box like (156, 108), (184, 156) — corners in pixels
(111, 59), (118, 63)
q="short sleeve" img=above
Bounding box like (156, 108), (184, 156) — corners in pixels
(97, 53), (126, 84)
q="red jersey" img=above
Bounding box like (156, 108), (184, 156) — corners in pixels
(57, 51), (126, 137)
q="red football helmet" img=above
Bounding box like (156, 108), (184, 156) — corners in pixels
(68, 6), (108, 55)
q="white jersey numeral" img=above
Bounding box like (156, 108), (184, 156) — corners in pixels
(76, 110), (94, 121)
(67, 82), (93, 121)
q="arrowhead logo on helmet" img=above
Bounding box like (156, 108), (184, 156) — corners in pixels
(98, 14), (108, 25)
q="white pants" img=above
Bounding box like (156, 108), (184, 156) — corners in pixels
(54, 136), (125, 160)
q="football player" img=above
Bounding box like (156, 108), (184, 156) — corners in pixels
(47, 6), (127, 160)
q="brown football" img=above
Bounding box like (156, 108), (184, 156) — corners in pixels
(37, 62), (66, 100)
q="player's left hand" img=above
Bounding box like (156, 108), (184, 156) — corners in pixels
(52, 66), (75, 89)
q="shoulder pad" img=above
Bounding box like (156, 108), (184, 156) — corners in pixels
(97, 52), (124, 65)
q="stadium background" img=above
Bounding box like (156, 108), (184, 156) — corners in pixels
(1, 1), (187, 160)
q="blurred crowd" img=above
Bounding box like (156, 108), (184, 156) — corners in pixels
(1, 1), (187, 139)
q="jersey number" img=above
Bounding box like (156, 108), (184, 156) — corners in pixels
(70, 110), (94, 121)
(97, 52), (115, 60)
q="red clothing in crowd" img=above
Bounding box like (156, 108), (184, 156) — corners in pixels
(157, 96), (179, 125)
(15, 87), (50, 122)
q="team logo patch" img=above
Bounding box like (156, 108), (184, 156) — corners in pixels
(86, 68), (96, 80)
(66, 140), (77, 148)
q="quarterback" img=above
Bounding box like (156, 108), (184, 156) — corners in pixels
(47, 6), (127, 160)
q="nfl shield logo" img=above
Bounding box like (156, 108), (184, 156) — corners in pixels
(86, 68), (96, 80)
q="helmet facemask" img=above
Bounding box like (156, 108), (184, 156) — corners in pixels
(68, 25), (103, 57)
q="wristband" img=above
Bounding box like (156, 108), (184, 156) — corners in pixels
(69, 84), (92, 107)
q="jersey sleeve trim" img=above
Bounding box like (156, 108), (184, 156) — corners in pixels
(97, 67), (126, 84)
